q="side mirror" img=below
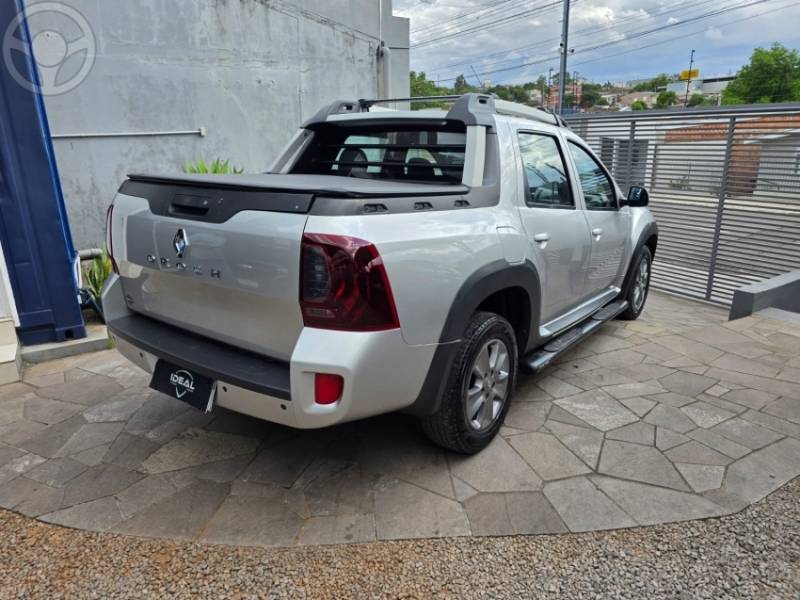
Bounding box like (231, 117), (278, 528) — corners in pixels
(625, 186), (649, 207)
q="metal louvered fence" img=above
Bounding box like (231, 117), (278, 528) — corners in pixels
(566, 104), (800, 306)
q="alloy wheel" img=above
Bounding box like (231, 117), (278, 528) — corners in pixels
(464, 338), (510, 431)
(632, 256), (650, 312)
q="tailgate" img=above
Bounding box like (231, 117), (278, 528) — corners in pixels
(111, 178), (311, 361)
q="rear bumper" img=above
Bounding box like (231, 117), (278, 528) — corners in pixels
(103, 275), (436, 429)
(107, 313), (291, 399)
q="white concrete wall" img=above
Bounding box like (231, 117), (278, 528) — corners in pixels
(29, 0), (409, 250)
(0, 241), (19, 326)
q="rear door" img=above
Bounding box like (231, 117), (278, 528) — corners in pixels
(565, 140), (630, 296)
(514, 129), (594, 325)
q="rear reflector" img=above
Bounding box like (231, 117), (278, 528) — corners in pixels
(314, 373), (344, 405)
(300, 233), (399, 331)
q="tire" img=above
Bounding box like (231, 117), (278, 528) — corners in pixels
(618, 246), (652, 321)
(422, 311), (518, 454)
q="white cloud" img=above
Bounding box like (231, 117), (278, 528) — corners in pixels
(574, 5), (616, 25)
(395, 0), (800, 84)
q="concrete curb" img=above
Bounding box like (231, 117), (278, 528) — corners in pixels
(729, 270), (800, 320)
(21, 324), (110, 364)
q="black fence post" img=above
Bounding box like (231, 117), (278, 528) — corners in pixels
(705, 116), (737, 301)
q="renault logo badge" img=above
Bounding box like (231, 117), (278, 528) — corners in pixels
(173, 228), (188, 258)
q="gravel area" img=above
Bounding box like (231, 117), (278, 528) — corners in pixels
(0, 478), (797, 599)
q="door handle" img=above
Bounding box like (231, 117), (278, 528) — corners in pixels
(534, 233), (551, 243)
(591, 228), (603, 239)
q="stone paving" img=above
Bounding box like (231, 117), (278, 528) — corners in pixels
(1, 292), (799, 547)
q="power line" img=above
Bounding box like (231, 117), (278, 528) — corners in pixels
(432, 0), (777, 82)
(412, 1), (562, 48)
(410, 0), (527, 38)
(432, 0), (769, 79)
(421, 0), (721, 74)
(571, 0), (798, 70)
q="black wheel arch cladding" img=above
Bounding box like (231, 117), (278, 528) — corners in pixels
(406, 260), (541, 417)
(621, 222), (658, 298)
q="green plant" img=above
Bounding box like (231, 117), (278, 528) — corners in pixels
(83, 247), (113, 306)
(655, 90), (679, 109)
(723, 43), (800, 105)
(184, 157), (244, 174)
(688, 93), (710, 107)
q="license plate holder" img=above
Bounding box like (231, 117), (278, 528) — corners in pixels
(150, 360), (216, 413)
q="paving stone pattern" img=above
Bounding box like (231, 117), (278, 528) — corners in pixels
(1, 293), (799, 548)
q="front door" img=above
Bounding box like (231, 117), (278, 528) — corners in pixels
(566, 141), (630, 297)
(515, 130), (593, 325)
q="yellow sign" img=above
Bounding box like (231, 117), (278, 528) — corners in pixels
(679, 69), (700, 81)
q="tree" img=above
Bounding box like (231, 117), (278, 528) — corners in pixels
(655, 91), (678, 108)
(688, 93), (710, 107)
(722, 43), (800, 104)
(409, 71), (449, 110)
(631, 100), (648, 111)
(632, 73), (673, 92)
(454, 74), (471, 93)
(580, 84), (603, 108)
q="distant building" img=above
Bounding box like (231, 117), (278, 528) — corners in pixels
(584, 114), (800, 200)
(619, 91), (658, 108)
(666, 76), (734, 103)
(527, 89), (543, 105)
(549, 81), (582, 109)
(601, 93), (621, 107)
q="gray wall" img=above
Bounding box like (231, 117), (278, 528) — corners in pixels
(31, 0), (409, 249)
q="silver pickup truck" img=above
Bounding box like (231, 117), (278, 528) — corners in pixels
(102, 93), (657, 453)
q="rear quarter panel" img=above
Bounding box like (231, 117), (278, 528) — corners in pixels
(305, 208), (508, 346)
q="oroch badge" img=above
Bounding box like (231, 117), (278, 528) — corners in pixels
(173, 228), (189, 258)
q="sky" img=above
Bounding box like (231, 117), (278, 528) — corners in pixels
(393, 0), (800, 86)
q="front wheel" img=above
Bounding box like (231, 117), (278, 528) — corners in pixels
(422, 312), (518, 454)
(619, 246), (652, 320)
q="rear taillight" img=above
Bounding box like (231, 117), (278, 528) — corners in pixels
(300, 233), (399, 331)
(105, 204), (119, 274)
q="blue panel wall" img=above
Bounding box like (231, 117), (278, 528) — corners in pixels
(0, 0), (85, 344)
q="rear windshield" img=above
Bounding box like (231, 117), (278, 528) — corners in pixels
(291, 122), (466, 184)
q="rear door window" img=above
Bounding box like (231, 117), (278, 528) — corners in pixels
(518, 132), (573, 208)
(292, 124), (466, 184)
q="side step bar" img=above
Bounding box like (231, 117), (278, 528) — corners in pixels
(521, 299), (629, 374)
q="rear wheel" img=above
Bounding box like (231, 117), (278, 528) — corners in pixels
(422, 312), (517, 454)
(619, 246), (652, 320)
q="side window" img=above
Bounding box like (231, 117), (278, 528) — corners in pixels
(518, 132), (573, 208)
(568, 142), (617, 210)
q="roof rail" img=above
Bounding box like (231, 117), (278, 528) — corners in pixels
(304, 94), (568, 129)
(358, 96), (462, 109)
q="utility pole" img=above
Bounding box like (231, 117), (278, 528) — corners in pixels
(541, 77), (546, 109)
(547, 67), (554, 109)
(469, 66), (484, 90)
(573, 71), (579, 109)
(557, 0), (571, 114)
(684, 49), (695, 108)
